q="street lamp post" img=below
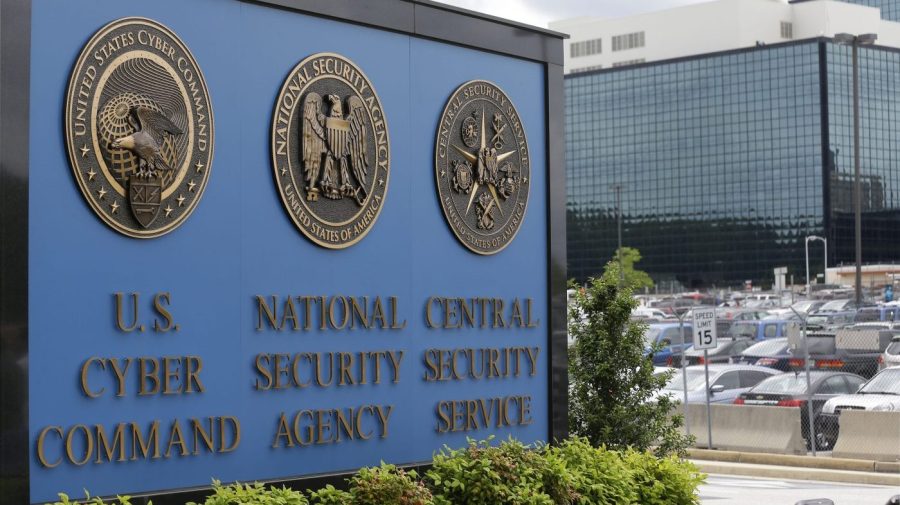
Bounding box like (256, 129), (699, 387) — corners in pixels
(805, 235), (827, 297)
(611, 184), (624, 286)
(834, 32), (877, 307)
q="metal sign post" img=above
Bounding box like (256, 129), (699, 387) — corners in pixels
(790, 306), (817, 456)
(692, 307), (717, 449)
(675, 309), (690, 436)
(703, 348), (712, 449)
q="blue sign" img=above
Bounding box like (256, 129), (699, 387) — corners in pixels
(19, 0), (560, 501)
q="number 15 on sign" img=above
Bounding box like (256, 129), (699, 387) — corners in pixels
(691, 307), (717, 350)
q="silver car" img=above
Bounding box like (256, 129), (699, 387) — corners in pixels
(658, 364), (781, 404)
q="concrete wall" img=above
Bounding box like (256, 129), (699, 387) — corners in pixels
(683, 403), (807, 455)
(832, 410), (900, 461)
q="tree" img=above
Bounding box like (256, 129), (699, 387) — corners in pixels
(608, 247), (654, 290)
(568, 263), (692, 457)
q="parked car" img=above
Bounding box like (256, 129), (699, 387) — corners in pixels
(725, 320), (791, 341)
(657, 364), (781, 404)
(819, 367), (900, 445)
(643, 323), (693, 366)
(854, 306), (900, 323)
(717, 308), (767, 321)
(633, 307), (669, 321)
(683, 338), (757, 366)
(818, 299), (856, 312)
(879, 335), (900, 371)
(735, 337), (793, 371)
(734, 371), (867, 449)
(767, 300), (826, 319)
(794, 327), (893, 379)
(805, 311), (856, 331)
(818, 299), (873, 313)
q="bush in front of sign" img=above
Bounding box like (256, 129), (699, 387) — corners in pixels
(544, 437), (637, 504)
(623, 449), (705, 505)
(568, 264), (693, 457)
(349, 464), (433, 505)
(426, 438), (556, 505)
(307, 485), (352, 505)
(45, 492), (145, 505)
(187, 480), (307, 505)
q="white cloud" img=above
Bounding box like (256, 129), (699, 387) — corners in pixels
(434, 0), (711, 28)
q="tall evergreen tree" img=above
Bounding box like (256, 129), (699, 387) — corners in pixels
(568, 263), (692, 456)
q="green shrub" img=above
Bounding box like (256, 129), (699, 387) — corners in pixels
(45, 491), (142, 505)
(543, 438), (636, 505)
(187, 480), (307, 505)
(622, 450), (704, 505)
(426, 438), (554, 505)
(48, 437), (705, 505)
(307, 484), (352, 505)
(349, 463), (433, 505)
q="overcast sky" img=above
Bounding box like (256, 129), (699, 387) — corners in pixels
(435, 0), (710, 28)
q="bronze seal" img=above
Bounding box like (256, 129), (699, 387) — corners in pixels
(65, 17), (214, 238)
(435, 80), (530, 255)
(271, 53), (390, 249)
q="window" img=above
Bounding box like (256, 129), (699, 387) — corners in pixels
(612, 31), (645, 52)
(818, 375), (848, 394)
(780, 21), (793, 40)
(740, 370), (774, 388)
(713, 371), (741, 390)
(570, 38), (602, 58)
(764, 324), (778, 338)
(570, 65), (602, 74)
(612, 59), (645, 68)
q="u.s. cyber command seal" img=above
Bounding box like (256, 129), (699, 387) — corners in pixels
(435, 80), (530, 255)
(272, 53), (389, 249)
(65, 17), (214, 238)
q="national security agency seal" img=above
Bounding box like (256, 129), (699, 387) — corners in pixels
(65, 18), (214, 238)
(272, 53), (390, 249)
(435, 81), (530, 255)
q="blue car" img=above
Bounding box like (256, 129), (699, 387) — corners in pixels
(644, 323), (693, 366)
(854, 306), (900, 323)
(725, 319), (791, 341)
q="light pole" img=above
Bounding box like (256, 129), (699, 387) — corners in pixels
(834, 32), (877, 307)
(805, 235), (827, 298)
(611, 184), (624, 286)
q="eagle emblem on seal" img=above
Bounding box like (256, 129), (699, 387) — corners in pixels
(301, 93), (369, 205)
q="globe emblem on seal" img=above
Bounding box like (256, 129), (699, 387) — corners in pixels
(64, 17), (214, 238)
(98, 92), (179, 189)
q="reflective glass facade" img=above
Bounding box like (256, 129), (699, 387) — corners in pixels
(841, 0), (900, 22)
(826, 44), (900, 269)
(566, 40), (900, 288)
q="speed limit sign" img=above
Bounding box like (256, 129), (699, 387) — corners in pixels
(691, 307), (717, 350)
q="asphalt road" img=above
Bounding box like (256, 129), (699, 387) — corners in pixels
(700, 474), (900, 505)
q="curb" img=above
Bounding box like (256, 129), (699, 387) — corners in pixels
(687, 448), (900, 474)
(691, 460), (900, 487)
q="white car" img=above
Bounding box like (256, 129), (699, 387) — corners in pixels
(880, 335), (900, 371)
(821, 367), (900, 416)
(633, 307), (669, 320)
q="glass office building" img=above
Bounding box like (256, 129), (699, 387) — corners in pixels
(566, 39), (900, 288)
(841, 0), (900, 22)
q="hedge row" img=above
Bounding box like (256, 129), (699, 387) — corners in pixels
(48, 437), (704, 505)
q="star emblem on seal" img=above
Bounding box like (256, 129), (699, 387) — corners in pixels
(435, 80), (530, 255)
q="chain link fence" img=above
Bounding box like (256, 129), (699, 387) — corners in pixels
(669, 322), (900, 460)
